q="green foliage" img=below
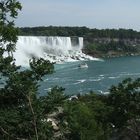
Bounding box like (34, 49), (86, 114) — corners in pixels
(62, 100), (103, 140)
(19, 26), (140, 39)
(39, 86), (67, 113)
(0, 1), (57, 139)
(0, 0), (21, 42)
(108, 78), (140, 128)
(78, 93), (113, 140)
(30, 57), (54, 80)
(19, 26), (90, 37)
(85, 40), (139, 57)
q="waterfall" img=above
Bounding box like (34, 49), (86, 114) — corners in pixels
(78, 37), (83, 49)
(14, 36), (95, 66)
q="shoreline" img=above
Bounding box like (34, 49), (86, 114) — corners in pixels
(83, 51), (140, 59)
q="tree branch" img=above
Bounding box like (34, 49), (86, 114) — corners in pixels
(0, 126), (27, 140)
(26, 94), (39, 140)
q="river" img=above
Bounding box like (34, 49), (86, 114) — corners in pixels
(39, 56), (140, 95)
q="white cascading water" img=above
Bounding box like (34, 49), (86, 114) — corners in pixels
(14, 36), (97, 66)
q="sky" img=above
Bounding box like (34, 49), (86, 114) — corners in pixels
(15, 0), (140, 31)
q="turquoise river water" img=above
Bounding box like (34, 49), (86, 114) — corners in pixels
(39, 56), (140, 95)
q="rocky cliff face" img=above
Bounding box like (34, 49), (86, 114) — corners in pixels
(84, 37), (140, 46)
(83, 38), (140, 58)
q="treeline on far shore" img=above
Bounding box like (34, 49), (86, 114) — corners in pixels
(19, 26), (140, 39)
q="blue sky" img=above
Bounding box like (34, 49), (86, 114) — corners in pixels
(15, 0), (140, 30)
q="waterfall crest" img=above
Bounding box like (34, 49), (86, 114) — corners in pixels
(14, 36), (96, 66)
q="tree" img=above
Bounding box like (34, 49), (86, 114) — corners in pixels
(0, 1), (67, 140)
(107, 78), (140, 139)
(61, 100), (103, 140)
(78, 93), (113, 140)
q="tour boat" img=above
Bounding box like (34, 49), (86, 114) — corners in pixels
(79, 63), (88, 68)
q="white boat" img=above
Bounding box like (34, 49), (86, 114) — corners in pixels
(78, 63), (88, 68)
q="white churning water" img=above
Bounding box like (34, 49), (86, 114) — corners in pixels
(14, 36), (98, 66)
